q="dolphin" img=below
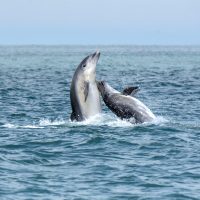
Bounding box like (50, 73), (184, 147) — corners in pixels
(70, 51), (101, 121)
(97, 81), (155, 124)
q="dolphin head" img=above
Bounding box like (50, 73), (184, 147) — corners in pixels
(97, 81), (119, 98)
(77, 51), (100, 80)
(97, 81), (106, 97)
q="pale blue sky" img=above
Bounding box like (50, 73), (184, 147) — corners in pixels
(0, 0), (200, 45)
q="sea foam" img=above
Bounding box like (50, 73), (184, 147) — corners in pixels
(1, 114), (168, 129)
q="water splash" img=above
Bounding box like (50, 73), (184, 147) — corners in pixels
(1, 114), (168, 129)
(39, 118), (66, 126)
(69, 114), (133, 127)
(2, 123), (43, 129)
(2, 123), (17, 129)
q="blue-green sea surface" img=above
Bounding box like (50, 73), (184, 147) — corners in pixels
(0, 46), (200, 200)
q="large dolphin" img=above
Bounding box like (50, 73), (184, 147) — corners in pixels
(97, 81), (155, 124)
(70, 51), (101, 121)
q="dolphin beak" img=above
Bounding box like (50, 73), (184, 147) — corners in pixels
(96, 50), (100, 59)
(96, 81), (104, 91)
(92, 51), (100, 61)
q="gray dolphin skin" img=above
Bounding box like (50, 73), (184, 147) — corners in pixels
(70, 51), (101, 121)
(97, 81), (156, 124)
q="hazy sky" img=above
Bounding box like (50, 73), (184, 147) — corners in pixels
(0, 0), (200, 44)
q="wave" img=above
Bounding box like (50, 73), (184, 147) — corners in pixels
(2, 123), (44, 129)
(39, 118), (66, 126)
(1, 114), (168, 129)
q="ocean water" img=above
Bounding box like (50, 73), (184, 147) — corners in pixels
(0, 45), (200, 200)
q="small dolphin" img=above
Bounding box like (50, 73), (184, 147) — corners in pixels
(70, 51), (101, 121)
(97, 81), (155, 124)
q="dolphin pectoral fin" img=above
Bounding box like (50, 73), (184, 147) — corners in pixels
(122, 86), (140, 96)
(84, 81), (89, 102)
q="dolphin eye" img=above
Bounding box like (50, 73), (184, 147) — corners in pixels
(82, 64), (86, 68)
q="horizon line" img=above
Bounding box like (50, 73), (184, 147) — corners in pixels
(0, 43), (200, 46)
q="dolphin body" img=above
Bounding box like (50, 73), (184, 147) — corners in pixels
(97, 81), (155, 124)
(70, 51), (101, 121)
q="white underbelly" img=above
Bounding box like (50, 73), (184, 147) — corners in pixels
(83, 84), (101, 118)
(127, 96), (156, 119)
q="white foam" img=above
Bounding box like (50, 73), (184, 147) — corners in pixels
(39, 118), (66, 126)
(2, 123), (43, 129)
(1, 119), (68, 129)
(105, 118), (134, 127)
(2, 123), (17, 128)
(23, 125), (44, 129)
(1, 115), (168, 129)
(69, 114), (134, 127)
(151, 116), (169, 125)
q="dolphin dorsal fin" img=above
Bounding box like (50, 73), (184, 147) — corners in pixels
(122, 86), (140, 96)
(84, 81), (89, 102)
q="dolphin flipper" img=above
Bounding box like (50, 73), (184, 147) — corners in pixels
(84, 81), (89, 102)
(122, 86), (140, 96)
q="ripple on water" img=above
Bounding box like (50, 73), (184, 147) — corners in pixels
(1, 46), (200, 199)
